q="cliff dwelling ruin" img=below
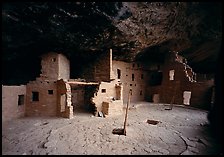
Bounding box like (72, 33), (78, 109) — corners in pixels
(2, 2), (222, 155)
(2, 50), (214, 120)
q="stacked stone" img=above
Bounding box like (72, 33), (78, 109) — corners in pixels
(102, 100), (123, 117)
(65, 83), (73, 119)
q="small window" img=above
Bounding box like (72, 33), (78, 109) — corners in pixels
(169, 70), (175, 80)
(149, 71), (163, 86)
(130, 89), (132, 95)
(132, 64), (135, 68)
(140, 90), (143, 96)
(18, 95), (25, 106)
(132, 74), (135, 81)
(32, 92), (39, 101)
(101, 89), (106, 93)
(126, 74), (128, 76)
(48, 90), (53, 95)
(51, 58), (56, 62)
(117, 69), (121, 79)
(130, 84), (132, 86)
(141, 74), (144, 79)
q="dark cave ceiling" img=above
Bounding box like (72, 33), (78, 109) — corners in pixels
(2, 2), (222, 85)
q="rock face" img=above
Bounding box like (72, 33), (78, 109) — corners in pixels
(2, 2), (222, 84)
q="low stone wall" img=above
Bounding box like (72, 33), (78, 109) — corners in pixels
(2, 85), (26, 122)
(102, 100), (123, 117)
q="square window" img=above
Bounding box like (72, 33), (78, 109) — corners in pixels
(48, 90), (53, 95)
(32, 92), (39, 101)
(101, 89), (106, 93)
(18, 95), (25, 106)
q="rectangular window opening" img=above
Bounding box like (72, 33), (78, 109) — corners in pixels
(18, 95), (25, 106)
(32, 91), (39, 101)
(132, 74), (135, 81)
(141, 74), (144, 79)
(169, 70), (175, 80)
(117, 69), (121, 79)
(48, 90), (53, 95)
(101, 89), (106, 93)
(140, 90), (143, 96)
(149, 71), (163, 86)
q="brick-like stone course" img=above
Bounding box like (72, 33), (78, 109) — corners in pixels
(2, 85), (26, 122)
(145, 52), (214, 109)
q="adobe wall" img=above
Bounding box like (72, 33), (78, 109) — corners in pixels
(92, 81), (117, 113)
(102, 100), (124, 117)
(146, 52), (214, 109)
(41, 52), (60, 80)
(2, 85), (26, 123)
(82, 50), (112, 82)
(112, 60), (148, 103)
(94, 51), (112, 82)
(181, 80), (214, 110)
(58, 53), (70, 80)
(25, 80), (58, 117)
(40, 52), (70, 81)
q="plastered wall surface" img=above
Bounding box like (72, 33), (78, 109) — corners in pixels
(145, 52), (214, 109)
(92, 81), (117, 112)
(41, 52), (60, 80)
(2, 85), (26, 122)
(41, 52), (70, 81)
(26, 80), (58, 117)
(112, 60), (148, 103)
(58, 54), (70, 80)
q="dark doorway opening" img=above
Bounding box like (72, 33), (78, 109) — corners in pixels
(117, 69), (121, 79)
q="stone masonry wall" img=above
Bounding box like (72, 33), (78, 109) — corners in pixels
(25, 80), (57, 117)
(92, 81), (117, 113)
(58, 53), (70, 81)
(81, 50), (112, 82)
(40, 52), (70, 81)
(2, 85), (26, 122)
(94, 51), (111, 82)
(146, 51), (214, 109)
(40, 52), (60, 80)
(112, 60), (148, 103)
(57, 80), (73, 119)
(102, 100), (123, 117)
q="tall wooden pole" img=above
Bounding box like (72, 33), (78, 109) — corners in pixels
(123, 89), (131, 136)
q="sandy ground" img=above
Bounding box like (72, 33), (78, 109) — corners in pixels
(2, 102), (220, 155)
